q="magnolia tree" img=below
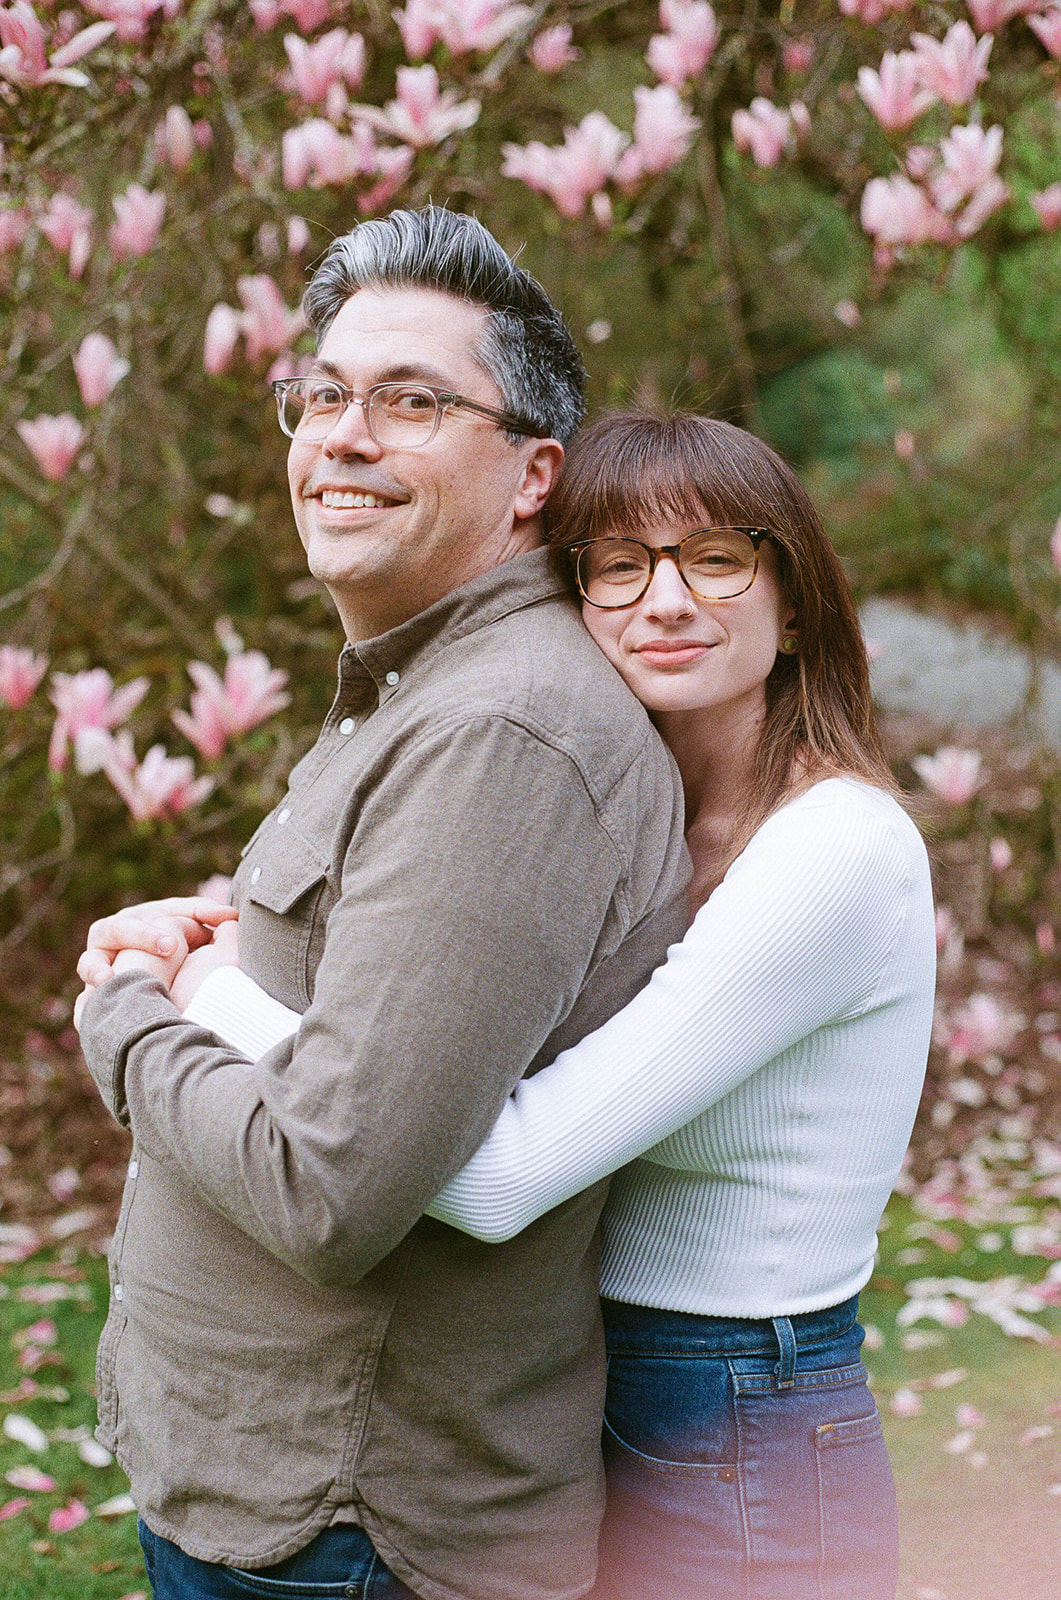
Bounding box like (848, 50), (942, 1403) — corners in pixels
(2, 0), (1061, 1021)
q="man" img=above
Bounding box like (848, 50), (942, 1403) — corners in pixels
(76, 206), (689, 1600)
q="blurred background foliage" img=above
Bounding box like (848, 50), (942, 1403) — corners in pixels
(1, 0), (1060, 1072)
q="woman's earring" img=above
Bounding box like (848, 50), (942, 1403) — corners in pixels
(779, 635), (798, 655)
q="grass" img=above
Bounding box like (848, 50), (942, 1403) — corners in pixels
(1, 1191), (1058, 1600)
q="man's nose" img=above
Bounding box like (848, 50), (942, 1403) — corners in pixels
(640, 556), (698, 620)
(321, 397), (383, 460)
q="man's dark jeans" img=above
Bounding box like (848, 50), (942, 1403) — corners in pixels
(138, 1520), (421, 1600)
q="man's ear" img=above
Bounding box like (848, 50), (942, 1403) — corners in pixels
(513, 439), (565, 521)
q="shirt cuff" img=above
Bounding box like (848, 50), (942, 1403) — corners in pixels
(182, 967), (301, 1061)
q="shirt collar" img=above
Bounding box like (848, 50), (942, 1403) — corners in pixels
(338, 548), (572, 690)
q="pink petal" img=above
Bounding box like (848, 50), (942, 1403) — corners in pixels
(48, 1499), (89, 1533)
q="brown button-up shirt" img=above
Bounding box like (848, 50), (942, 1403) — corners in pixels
(80, 549), (689, 1600)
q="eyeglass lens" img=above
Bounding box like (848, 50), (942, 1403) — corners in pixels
(578, 530), (759, 605)
(279, 382), (442, 446)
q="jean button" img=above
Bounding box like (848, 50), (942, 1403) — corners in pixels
(344, 1588), (357, 1598)
(719, 1467), (737, 1482)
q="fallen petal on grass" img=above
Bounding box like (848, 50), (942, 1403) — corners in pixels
(890, 1387), (924, 1416)
(77, 1437), (114, 1467)
(48, 1499), (89, 1533)
(3, 1413), (49, 1452)
(0, 1497), (32, 1519)
(95, 1492), (137, 1517)
(5, 1465), (57, 1491)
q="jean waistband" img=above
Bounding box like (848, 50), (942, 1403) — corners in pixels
(600, 1294), (861, 1359)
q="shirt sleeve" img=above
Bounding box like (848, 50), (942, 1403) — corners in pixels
(78, 715), (657, 1285)
(425, 793), (922, 1241)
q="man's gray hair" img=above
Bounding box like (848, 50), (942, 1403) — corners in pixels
(302, 207), (586, 444)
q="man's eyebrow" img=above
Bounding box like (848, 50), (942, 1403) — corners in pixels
(307, 358), (463, 390)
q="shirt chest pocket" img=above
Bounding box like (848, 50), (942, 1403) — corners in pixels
(239, 828), (332, 1012)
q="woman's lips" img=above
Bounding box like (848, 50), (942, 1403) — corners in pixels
(633, 640), (712, 668)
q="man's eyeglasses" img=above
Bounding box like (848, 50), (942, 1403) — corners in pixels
(272, 377), (540, 448)
(565, 528), (775, 609)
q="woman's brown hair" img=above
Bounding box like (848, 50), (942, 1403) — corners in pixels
(545, 409), (897, 859)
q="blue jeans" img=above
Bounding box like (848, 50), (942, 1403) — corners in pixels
(592, 1294), (897, 1600)
(138, 1520), (420, 1600)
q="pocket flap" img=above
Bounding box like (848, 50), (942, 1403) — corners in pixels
(244, 830), (328, 915)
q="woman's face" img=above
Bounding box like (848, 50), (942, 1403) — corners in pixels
(579, 520), (791, 719)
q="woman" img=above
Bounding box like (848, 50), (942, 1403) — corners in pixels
(106, 412), (937, 1598)
(419, 411), (936, 1598)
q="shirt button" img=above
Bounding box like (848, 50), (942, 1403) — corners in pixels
(276, 807), (290, 826)
(128, 1160), (139, 1180)
(339, 717), (355, 735)
(250, 866), (262, 884)
(385, 670), (400, 687)
(113, 1284), (124, 1301)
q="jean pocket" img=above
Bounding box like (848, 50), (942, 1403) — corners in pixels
(216, 1571), (354, 1598)
(814, 1405), (899, 1600)
(603, 1352), (739, 1473)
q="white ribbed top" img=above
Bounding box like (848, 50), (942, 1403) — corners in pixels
(186, 779), (936, 1319)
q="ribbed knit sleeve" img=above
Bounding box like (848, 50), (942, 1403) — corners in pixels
(425, 780), (935, 1312)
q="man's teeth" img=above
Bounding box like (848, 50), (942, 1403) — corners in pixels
(321, 490), (388, 508)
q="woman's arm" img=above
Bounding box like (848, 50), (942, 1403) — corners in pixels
(184, 788), (931, 1243)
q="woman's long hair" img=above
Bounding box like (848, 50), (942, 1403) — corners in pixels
(545, 410), (897, 862)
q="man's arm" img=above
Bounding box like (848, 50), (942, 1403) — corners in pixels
(78, 714), (665, 1285)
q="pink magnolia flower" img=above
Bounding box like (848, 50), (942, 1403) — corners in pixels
(930, 124), (1006, 213)
(911, 22), (992, 107)
(943, 991), (1024, 1063)
(857, 51), (937, 132)
(39, 193), (93, 277)
(731, 98), (793, 168)
(989, 835), (1013, 871)
(236, 275), (302, 363)
(860, 174), (952, 249)
(284, 0), (331, 29)
(1050, 514), (1061, 570)
(782, 38), (815, 74)
(155, 104), (196, 170)
(952, 173), (1009, 237)
(73, 331), (130, 407)
(833, 298), (861, 328)
(249, 0), (282, 27)
(968, 0), (1036, 27)
(620, 83), (701, 180)
(109, 184), (166, 260)
(82, 0), (164, 43)
(503, 113), (628, 218)
(1032, 182), (1061, 229)
(283, 27), (364, 106)
(287, 215), (311, 254)
(352, 65), (479, 148)
(911, 744), (983, 802)
(172, 650), (290, 759)
(16, 414), (84, 482)
(436, 0), (533, 55)
(0, 207), (30, 252)
(99, 739), (213, 822)
(528, 22), (579, 72)
(1037, 921), (1056, 954)
(647, 0), (718, 88)
(282, 118), (376, 188)
(393, 0), (442, 59)
(0, 3), (113, 89)
(47, 667), (149, 772)
(203, 303), (241, 375)
(48, 1500), (90, 1534)
(1027, 7), (1061, 54)
(0, 645), (48, 709)
(357, 144), (416, 215)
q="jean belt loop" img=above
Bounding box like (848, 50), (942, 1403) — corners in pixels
(772, 1314), (797, 1389)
